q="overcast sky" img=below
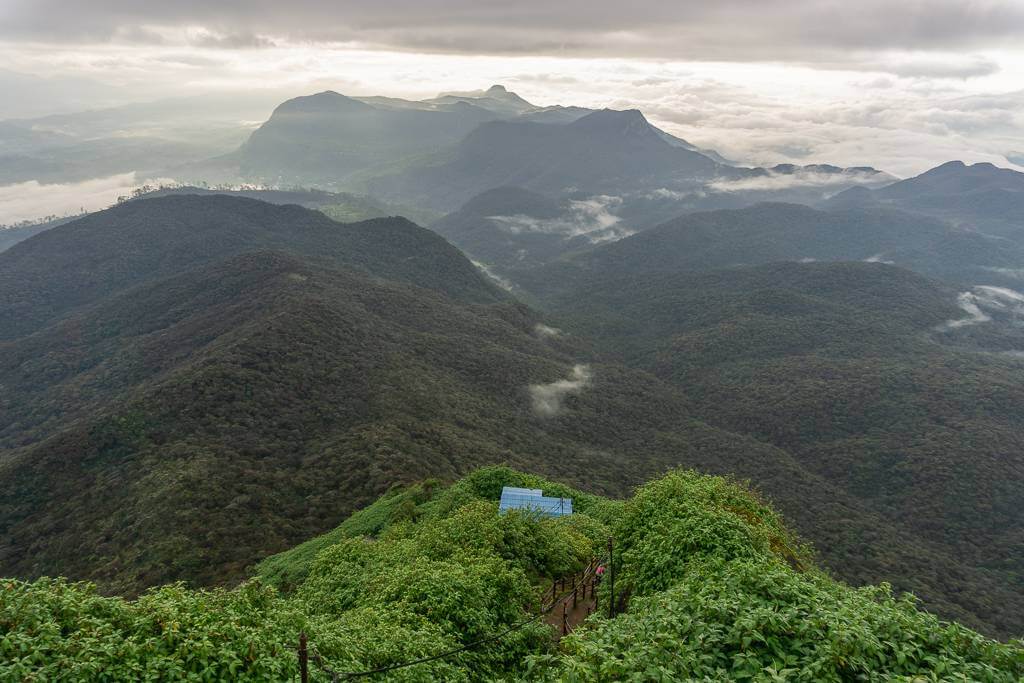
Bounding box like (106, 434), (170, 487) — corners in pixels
(2, 0), (1024, 176)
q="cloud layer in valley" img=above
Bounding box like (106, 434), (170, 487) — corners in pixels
(707, 168), (894, 194)
(529, 364), (592, 417)
(938, 286), (1024, 331)
(0, 172), (174, 224)
(488, 196), (634, 244)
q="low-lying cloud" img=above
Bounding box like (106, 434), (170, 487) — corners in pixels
(983, 266), (1024, 279)
(529, 364), (592, 417)
(534, 323), (562, 338)
(471, 259), (515, 291)
(0, 172), (175, 224)
(938, 286), (1024, 331)
(488, 195), (634, 244)
(706, 168), (892, 194)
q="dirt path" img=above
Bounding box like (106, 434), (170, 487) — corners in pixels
(543, 568), (601, 639)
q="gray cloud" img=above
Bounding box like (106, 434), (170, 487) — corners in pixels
(3, 1), (1023, 63)
(190, 30), (276, 49)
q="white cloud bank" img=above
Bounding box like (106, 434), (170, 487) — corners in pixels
(470, 259), (515, 291)
(529, 364), (592, 417)
(706, 168), (893, 194)
(534, 323), (562, 338)
(0, 172), (175, 224)
(938, 286), (1024, 331)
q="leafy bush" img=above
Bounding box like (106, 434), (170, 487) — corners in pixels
(542, 559), (1024, 681)
(4, 468), (1022, 681)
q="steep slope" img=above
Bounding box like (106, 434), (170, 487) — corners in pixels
(234, 85), (730, 191)
(540, 260), (1024, 637)
(0, 194), (501, 340)
(237, 91), (501, 185)
(368, 109), (727, 211)
(518, 202), (1024, 299)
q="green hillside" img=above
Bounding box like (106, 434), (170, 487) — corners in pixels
(0, 194), (500, 341)
(517, 202), (1024, 299)
(540, 260), (1024, 637)
(1, 195), (832, 602)
(4, 468), (1022, 681)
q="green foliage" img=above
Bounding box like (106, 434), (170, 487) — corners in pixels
(542, 561), (1024, 682)
(5, 468), (1022, 681)
(1, 578), (304, 681)
(533, 471), (1024, 681)
(4, 469), (606, 681)
(614, 471), (807, 598)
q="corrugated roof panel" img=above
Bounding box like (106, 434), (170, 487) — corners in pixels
(499, 486), (573, 517)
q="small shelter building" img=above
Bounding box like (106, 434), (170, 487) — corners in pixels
(498, 486), (573, 518)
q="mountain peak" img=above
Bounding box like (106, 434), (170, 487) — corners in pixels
(571, 108), (653, 135)
(274, 90), (373, 115)
(486, 84), (508, 94)
(932, 160), (968, 172)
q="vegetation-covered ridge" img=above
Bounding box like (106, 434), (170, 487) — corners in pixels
(4, 467), (1021, 681)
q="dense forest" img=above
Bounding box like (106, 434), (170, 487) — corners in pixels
(3, 195), (1024, 642)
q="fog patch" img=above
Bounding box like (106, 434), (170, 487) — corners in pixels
(534, 323), (562, 338)
(938, 286), (1024, 331)
(488, 195), (634, 244)
(0, 172), (175, 224)
(641, 187), (705, 201)
(529, 364), (591, 417)
(471, 259), (515, 291)
(982, 267), (1024, 279)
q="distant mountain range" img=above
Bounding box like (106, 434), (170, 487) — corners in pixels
(829, 160), (1024, 236)
(510, 201), (1024, 298)
(0, 92), (281, 186)
(234, 85), (890, 214)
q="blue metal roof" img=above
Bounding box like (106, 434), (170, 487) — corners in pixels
(499, 486), (573, 517)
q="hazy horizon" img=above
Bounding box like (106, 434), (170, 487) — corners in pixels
(2, 0), (1024, 180)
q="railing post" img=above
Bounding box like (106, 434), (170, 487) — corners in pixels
(298, 632), (308, 683)
(607, 537), (615, 619)
(561, 603), (568, 636)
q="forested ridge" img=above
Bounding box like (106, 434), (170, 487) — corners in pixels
(2, 193), (1024, 647)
